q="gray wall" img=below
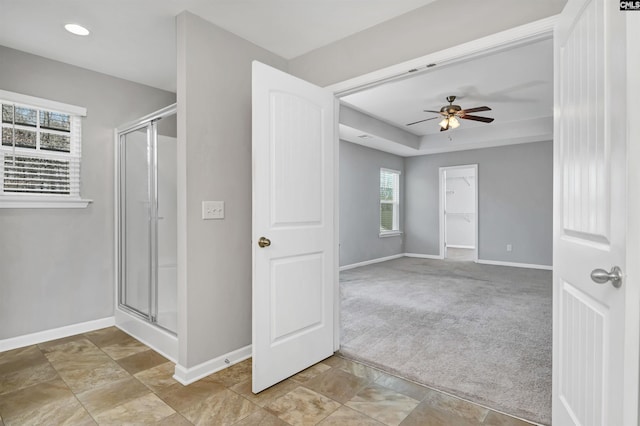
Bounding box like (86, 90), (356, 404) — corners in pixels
(289, 0), (565, 87)
(340, 141), (404, 266)
(0, 46), (176, 339)
(176, 12), (288, 368)
(405, 141), (553, 266)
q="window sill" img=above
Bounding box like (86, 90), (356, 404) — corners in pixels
(379, 231), (403, 238)
(0, 197), (93, 209)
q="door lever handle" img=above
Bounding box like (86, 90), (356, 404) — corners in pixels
(258, 237), (271, 248)
(590, 266), (622, 288)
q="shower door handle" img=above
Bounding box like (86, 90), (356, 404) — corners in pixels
(258, 237), (271, 248)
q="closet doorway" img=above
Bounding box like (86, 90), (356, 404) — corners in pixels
(439, 164), (478, 261)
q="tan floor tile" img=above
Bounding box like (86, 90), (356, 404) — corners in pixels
(231, 378), (299, 407)
(101, 338), (149, 360)
(43, 339), (109, 369)
(322, 355), (348, 368)
(483, 411), (535, 426)
(155, 412), (193, 425)
(233, 408), (289, 426)
(56, 360), (131, 394)
(318, 405), (385, 425)
(0, 378), (75, 422)
(421, 388), (489, 423)
(291, 362), (332, 383)
(84, 327), (132, 348)
(37, 334), (87, 351)
(116, 349), (168, 375)
(0, 346), (46, 373)
(204, 358), (252, 387)
(346, 384), (419, 426)
(134, 362), (178, 393)
(160, 379), (226, 412)
(265, 386), (341, 425)
(181, 389), (258, 425)
(337, 359), (383, 382)
(374, 372), (429, 402)
(93, 393), (175, 425)
(2, 394), (95, 426)
(400, 402), (481, 426)
(76, 377), (150, 416)
(304, 368), (370, 403)
(0, 360), (59, 396)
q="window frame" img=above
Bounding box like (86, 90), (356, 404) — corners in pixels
(379, 167), (401, 237)
(0, 89), (90, 208)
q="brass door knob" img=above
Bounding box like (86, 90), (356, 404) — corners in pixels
(258, 237), (271, 248)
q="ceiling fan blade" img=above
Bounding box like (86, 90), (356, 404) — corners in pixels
(423, 110), (444, 114)
(406, 117), (438, 126)
(461, 106), (491, 114)
(460, 114), (494, 123)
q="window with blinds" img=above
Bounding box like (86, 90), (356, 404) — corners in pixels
(0, 91), (85, 204)
(380, 168), (400, 234)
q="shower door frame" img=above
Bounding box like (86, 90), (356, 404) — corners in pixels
(115, 103), (177, 331)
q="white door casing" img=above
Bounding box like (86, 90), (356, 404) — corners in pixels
(252, 61), (336, 393)
(553, 1), (638, 425)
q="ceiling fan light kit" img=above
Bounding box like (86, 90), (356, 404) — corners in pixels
(407, 95), (494, 132)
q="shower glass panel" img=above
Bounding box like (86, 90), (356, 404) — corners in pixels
(118, 105), (176, 335)
(121, 125), (154, 319)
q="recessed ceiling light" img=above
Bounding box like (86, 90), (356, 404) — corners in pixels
(64, 24), (90, 36)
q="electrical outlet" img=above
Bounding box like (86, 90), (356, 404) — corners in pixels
(506, 244), (512, 252)
(202, 201), (224, 220)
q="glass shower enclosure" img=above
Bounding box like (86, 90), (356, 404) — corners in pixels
(116, 104), (177, 343)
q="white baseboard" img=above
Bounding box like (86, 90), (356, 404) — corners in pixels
(115, 308), (178, 363)
(404, 252), (444, 260)
(446, 245), (475, 249)
(476, 259), (552, 271)
(173, 344), (252, 385)
(0, 317), (115, 352)
(339, 254), (404, 271)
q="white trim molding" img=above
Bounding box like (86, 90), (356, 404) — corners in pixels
(0, 196), (92, 209)
(114, 308), (178, 362)
(0, 316), (114, 352)
(173, 345), (252, 385)
(476, 259), (552, 271)
(339, 254), (404, 271)
(404, 253), (444, 260)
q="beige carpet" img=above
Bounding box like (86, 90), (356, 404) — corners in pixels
(339, 257), (552, 425)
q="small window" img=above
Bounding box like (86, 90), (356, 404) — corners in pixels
(380, 168), (400, 235)
(0, 90), (88, 208)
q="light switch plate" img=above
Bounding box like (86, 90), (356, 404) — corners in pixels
(202, 201), (224, 220)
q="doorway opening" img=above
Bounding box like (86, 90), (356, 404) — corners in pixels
(440, 164), (478, 261)
(332, 19), (554, 426)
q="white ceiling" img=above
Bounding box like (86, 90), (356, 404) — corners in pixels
(0, 0), (436, 92)
(0, 1), (553, 156)
(339, 37), (554, 156)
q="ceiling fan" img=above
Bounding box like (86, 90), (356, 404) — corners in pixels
(406, 95), (494, 131)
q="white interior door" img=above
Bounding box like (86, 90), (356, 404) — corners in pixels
(553, 1), (638, 425)
(252, 61), (336, 393)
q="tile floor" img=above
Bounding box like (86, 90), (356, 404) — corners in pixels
(0, 327), (535, 425)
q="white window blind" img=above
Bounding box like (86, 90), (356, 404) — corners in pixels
(0, 90), (87, 207)
(380, 168), (400, 234)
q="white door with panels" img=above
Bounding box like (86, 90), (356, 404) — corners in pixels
(553, 0), (638, 425)
(252, 61), (337, 393)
